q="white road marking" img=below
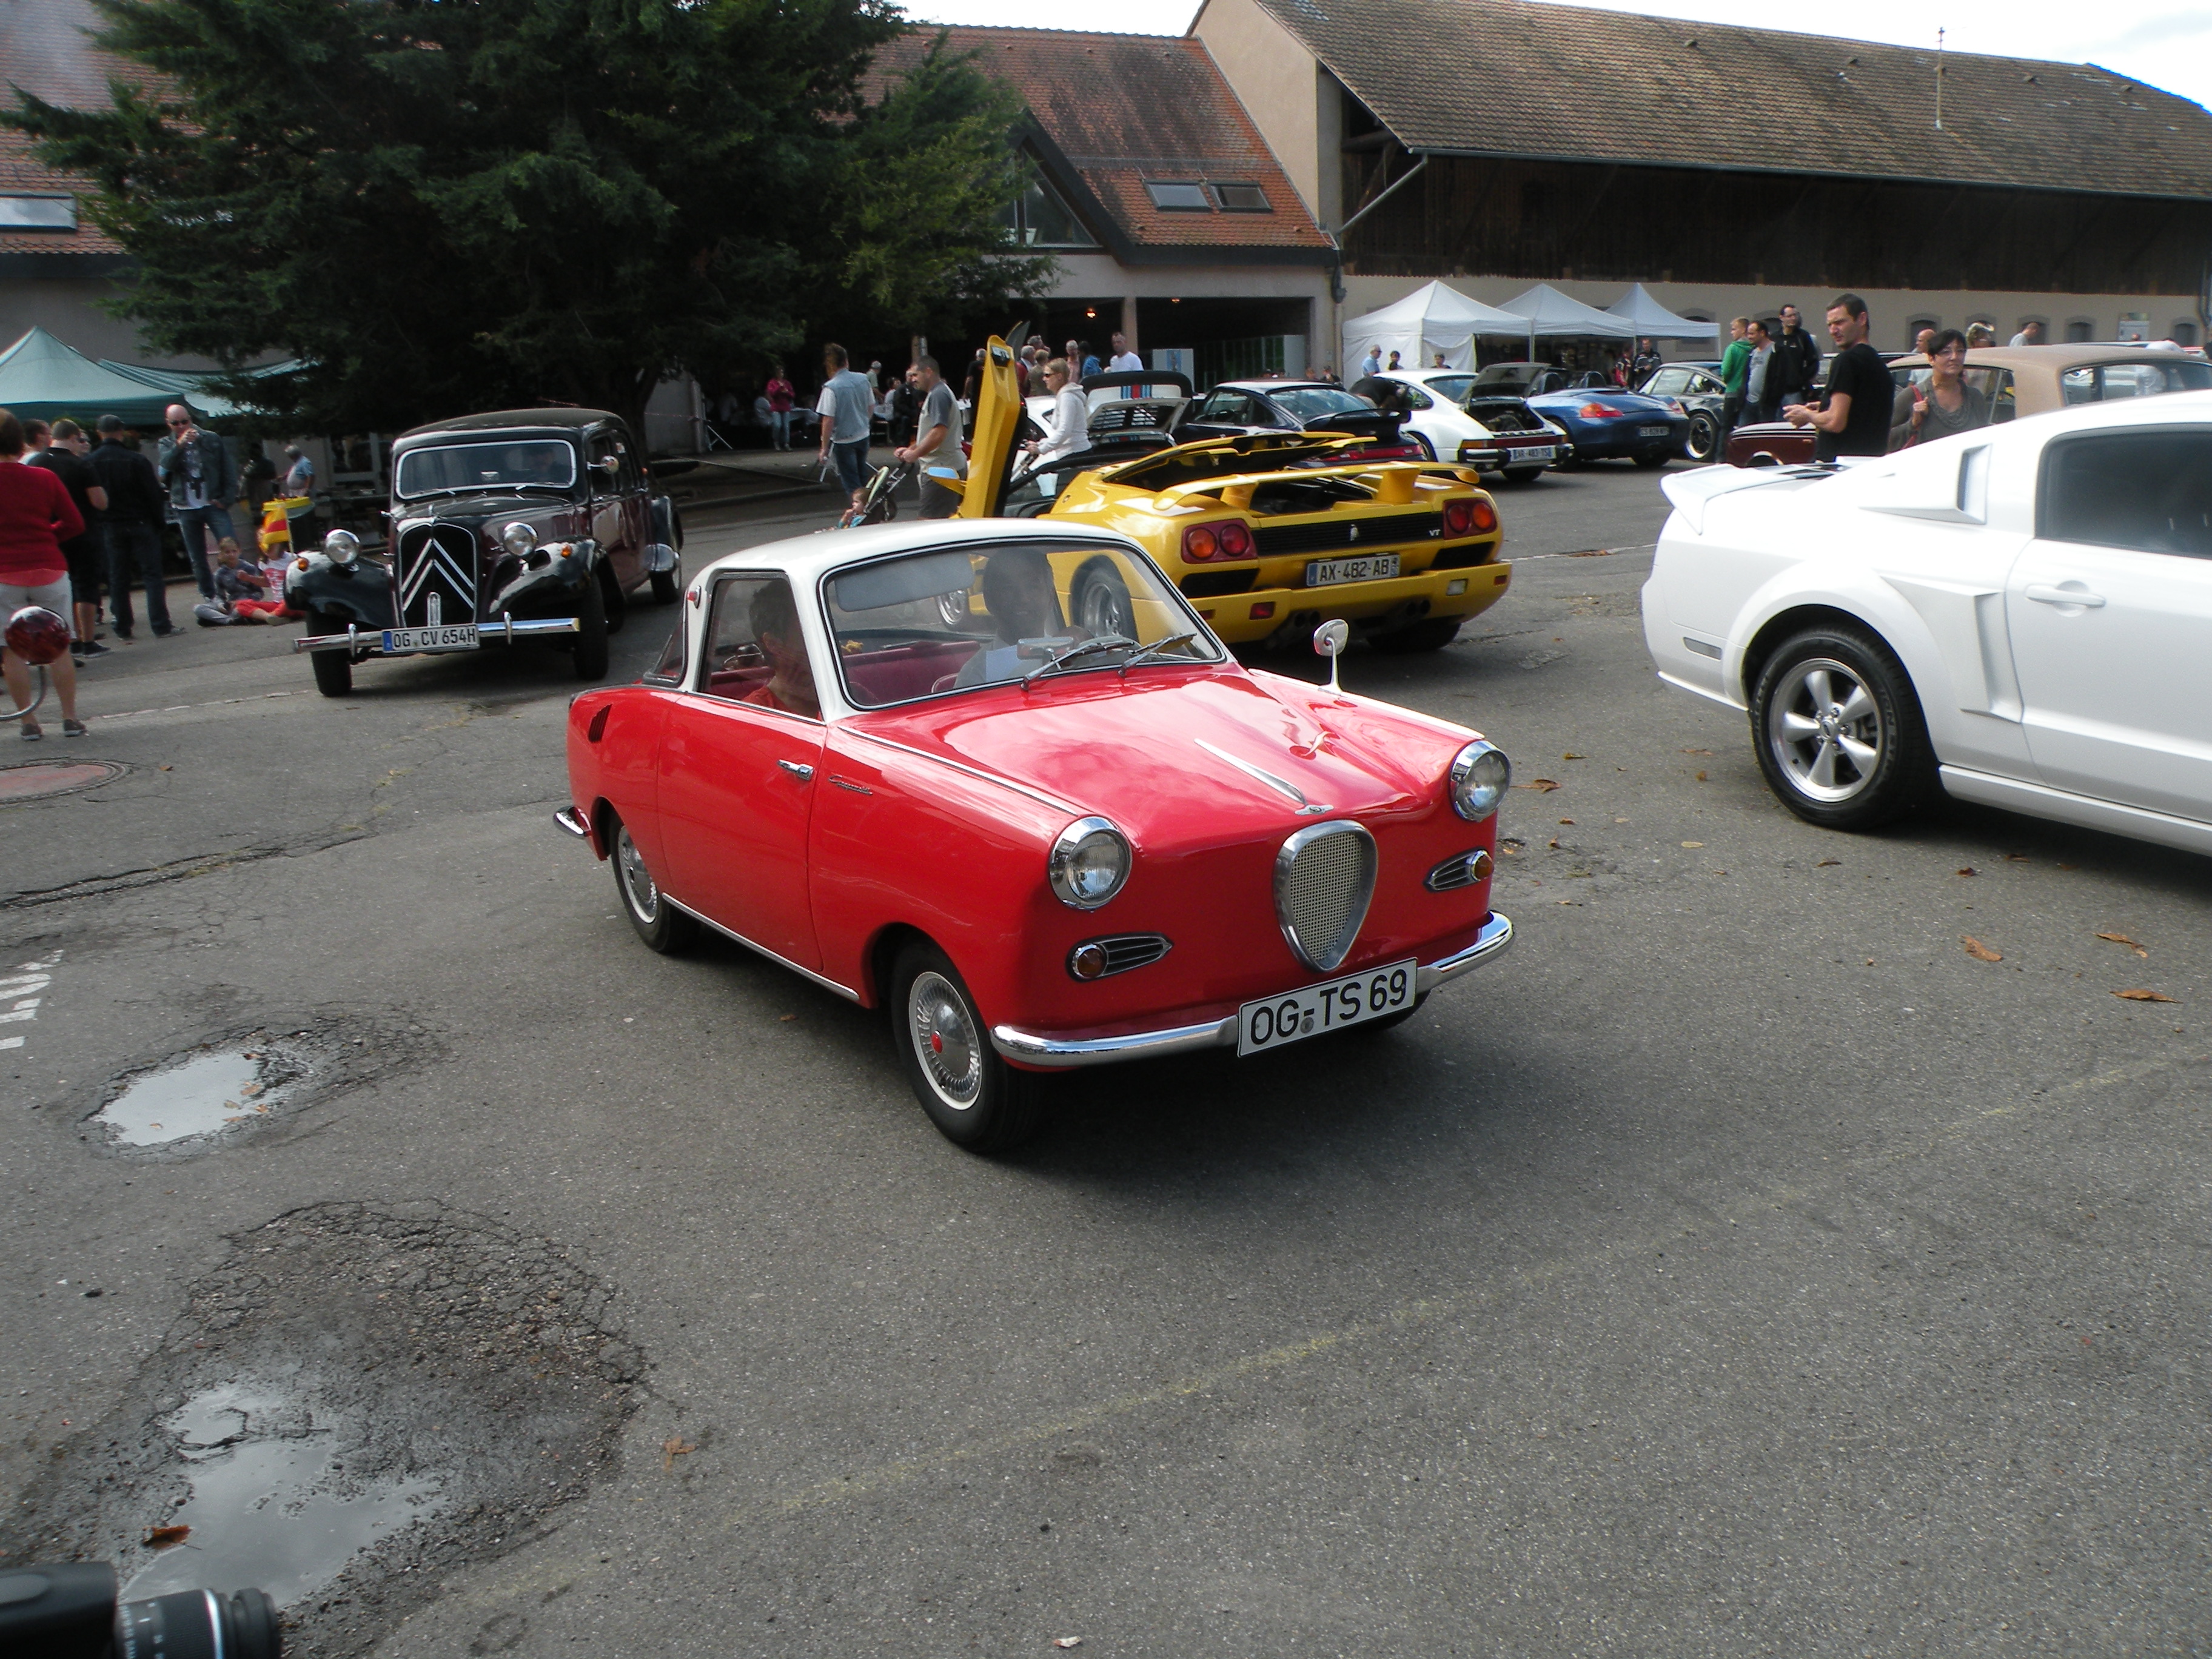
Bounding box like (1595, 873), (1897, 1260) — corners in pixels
(0, 951), (61, 1051)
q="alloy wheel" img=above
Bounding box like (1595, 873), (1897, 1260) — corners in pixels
(1766, 657), (1885, 803)
(908, 970), (981, 1110)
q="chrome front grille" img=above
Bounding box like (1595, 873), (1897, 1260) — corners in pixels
(1273, 821), (1377, 972)
(397, 521), (480, 628)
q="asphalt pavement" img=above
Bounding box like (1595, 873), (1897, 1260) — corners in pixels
(3, 461), (2207, 1657)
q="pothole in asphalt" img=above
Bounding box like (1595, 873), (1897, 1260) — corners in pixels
(78, 1014), (439, 1158)
(0, 759), (127, 803)
(0, 1202), (641, 1659)
(122, 1384), (445, 1609)
(94, 1047), (303, 1146)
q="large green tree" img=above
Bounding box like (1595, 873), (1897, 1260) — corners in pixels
(10, 0), (1051, 435)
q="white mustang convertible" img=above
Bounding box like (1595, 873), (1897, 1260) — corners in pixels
(1641, 389), (2212, 854)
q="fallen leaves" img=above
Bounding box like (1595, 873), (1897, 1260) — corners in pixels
(1694, 770), (1708, 782)
(1516, 779), (1561, 793)
(1956, 867), (1976, 877)
(1680, 840), (1704, 849)
(1678, 747), (1712, 755)
(1557, 817), (1575, 825)
(2004, 853), (2032, 862)
(1546, 839), (1561, 850)
(2114, 989), (2177, 1004)
(1962, 937), (2003, 963)
(662, 1436), (696, 1470)
(2096, 931), (2148, 958)
(145, 1525), (190, 1549)
(1562, 752), (1585, 760)
(1054, 1640), (1084, 1650)
(1815, 859), (1840, 868)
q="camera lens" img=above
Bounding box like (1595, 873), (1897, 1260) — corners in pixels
(118, 1586), (282, 1659)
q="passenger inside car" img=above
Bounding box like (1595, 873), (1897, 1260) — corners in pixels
(954, 551), (1082, 687)
(737, 579), (820, 718)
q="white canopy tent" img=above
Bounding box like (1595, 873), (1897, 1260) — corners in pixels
(1606, 284), (1718, 341)
(1496, 283), (1639, 360)
(1341, 281), (1529, 374)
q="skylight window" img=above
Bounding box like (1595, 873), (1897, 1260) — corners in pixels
(1210, 182), (1272, 212)
(0, 195), (76, 231)
(1144, 181), (1211, 211)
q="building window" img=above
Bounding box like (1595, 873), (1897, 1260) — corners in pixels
(1210, 182), (1272, 213)
(0, 195), (75, 231)
(2176, 322), (2200, 347)
(1000, 178), (1099, 249)
(2064, 318), (2094, 343)
(1144, 181), (1211, 211)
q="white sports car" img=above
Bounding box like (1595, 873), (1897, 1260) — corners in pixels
(1641, 390), (2212, 853)
(1367, 369), (1569, 480)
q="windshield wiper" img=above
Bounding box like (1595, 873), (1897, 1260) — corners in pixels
(1118, 631), (1202, 675)
(1022, 634), (1136, 684)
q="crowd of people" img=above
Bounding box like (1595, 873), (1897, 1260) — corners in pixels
(0, 400), (314, 740)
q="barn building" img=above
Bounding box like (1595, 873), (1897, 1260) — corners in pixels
(1190, 0), (2212, 358)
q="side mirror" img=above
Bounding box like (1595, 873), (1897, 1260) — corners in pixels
(1313, 618), (1350, 692)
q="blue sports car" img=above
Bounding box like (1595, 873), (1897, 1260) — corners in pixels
(1467, 364), (1689, 469)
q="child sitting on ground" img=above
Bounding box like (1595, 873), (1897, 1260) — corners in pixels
(195, 538), (278, 625)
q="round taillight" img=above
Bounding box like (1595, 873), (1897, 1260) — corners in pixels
(1216, 520), (1253, 558)
(1442, 499), (1474, 537)
(1470, 497), (1498, 534)
(1182, 523), (1219, 561)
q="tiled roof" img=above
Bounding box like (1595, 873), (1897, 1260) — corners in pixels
(1253, 0), (2212, 201)
(0, 0), (141, 258)
(876, 25), (1332, 257)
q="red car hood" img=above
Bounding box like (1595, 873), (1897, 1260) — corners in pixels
(848, 668), (1466, 850)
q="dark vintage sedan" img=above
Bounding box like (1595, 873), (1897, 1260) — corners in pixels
(289, 409), (683, 695)
(1170, 379), (1426, 460)
(1469, 364), (1687, 467)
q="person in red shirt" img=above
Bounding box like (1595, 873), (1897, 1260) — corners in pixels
(764, 363), (796, 452)
(0, 409), (87, 739)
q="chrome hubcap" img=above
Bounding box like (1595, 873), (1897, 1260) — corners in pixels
(908, 971), (980, 1110)
(1768, 658), (1884, 803)
(616, 827), (659, 922)
(1078, 580), (1130, 638)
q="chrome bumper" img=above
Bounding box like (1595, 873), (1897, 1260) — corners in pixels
(292, 614), (579, 655)
(990, 911), (1513, 1069)
(554, 806), (591, 839)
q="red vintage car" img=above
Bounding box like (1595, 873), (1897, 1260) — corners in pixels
(558, 519), (1513, 1151)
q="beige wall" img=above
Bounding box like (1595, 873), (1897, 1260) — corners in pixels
(1190, 0), (1331, 227)
(0, 272), (204, 365)
(1340, 273), (2208, 360)
(1045, 253), (1331, 304)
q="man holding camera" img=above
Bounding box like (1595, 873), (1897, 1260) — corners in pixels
(156, 403), (235, 600)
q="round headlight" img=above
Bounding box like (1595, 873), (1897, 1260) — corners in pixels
(501, 521), (539, 557)
(1449, 740), (1510, 821)
(323, 529), (360, 566)
(1048, 817), (1131, 910)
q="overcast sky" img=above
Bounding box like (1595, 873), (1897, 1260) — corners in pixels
(907, 0), (2212, 113)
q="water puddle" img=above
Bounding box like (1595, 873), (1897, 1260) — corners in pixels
(121, 1385), (444, 1609)
(95, 1049), (297, 1147)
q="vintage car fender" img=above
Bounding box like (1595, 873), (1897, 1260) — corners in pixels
(285, 548), (395, 630)
(484, 537), (599, 618)
(650, 494), (684, 552)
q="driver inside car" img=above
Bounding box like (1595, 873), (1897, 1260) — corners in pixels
(953, 549), (1088, 688)
(740, 580), (820, 718)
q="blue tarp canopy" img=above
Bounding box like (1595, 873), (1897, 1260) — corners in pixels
(98, 355), (300, 418)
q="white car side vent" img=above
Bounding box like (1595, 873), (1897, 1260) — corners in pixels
(1956, 445), (1989, 523)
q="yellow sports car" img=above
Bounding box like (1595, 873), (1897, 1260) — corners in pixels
(947, 339), (1511, 652)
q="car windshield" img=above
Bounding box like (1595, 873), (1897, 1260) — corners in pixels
(395, 440), (576, 498)
(1270, 387), (1372, 420)
(824, 540), (1222, 708)
(1472, 365), (1535, 387)
(1423, 375), (1477, 404)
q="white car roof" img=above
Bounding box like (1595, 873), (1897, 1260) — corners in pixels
(688, 516), (1142, 594)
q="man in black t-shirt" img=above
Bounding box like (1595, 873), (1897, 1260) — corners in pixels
(1783, 293), (1891, 461)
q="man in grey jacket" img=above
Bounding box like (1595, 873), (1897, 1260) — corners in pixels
(156, 403), (236, 598)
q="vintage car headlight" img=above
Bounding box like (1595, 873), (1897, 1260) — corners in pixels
(1449, 740), (1510, 821)
(1048, 817), (1130, 910)
(323, 529), (360, 567)
(501, 521), (539, 557)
